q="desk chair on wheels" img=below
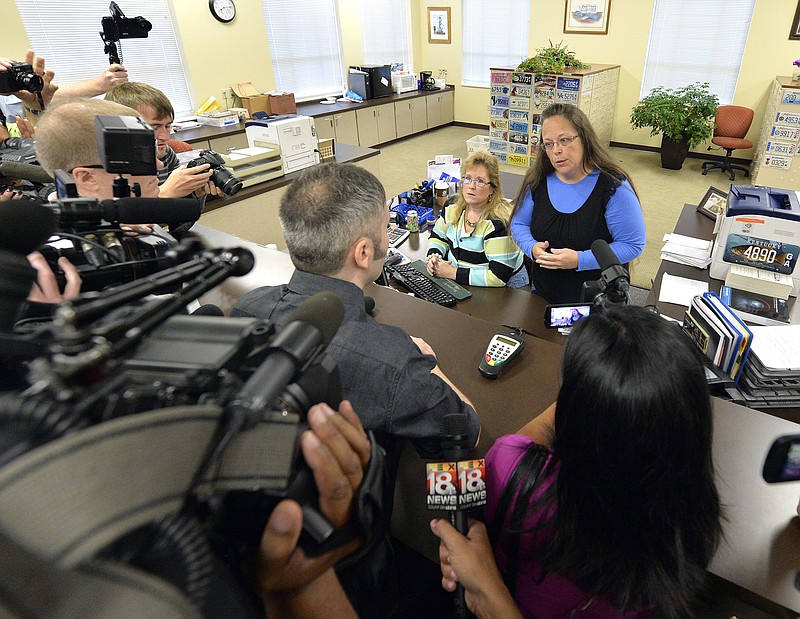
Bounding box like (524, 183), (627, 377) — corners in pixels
(701, 105), (754, 181)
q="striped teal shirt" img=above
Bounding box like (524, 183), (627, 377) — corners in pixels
(427, 203), (524, 287)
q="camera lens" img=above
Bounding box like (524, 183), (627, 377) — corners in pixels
(212, 167), (243, 196)
(17, 72), (44, 94)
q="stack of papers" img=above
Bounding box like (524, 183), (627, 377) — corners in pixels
(660, 233), (713, 268)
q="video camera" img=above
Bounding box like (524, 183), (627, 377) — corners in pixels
(38, 114), (199, 292)
(0, 61), (44, 95)
(100, 1), (152, 65)
(0, 204), (384, 613)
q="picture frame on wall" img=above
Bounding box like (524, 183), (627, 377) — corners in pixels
(428, 7), (451, 44)
(790, 0), (800, 40)
(563, 0), (611, 35)
(696, 186), (727, 221)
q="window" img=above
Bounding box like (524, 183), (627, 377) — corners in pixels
(15, 0), (194, 117)
(360, 0), (412, 70)
(641, 0), (756, 104)
(261, 0), (345, 101)
(462, 0), (529, 88)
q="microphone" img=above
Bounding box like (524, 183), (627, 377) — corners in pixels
(364, 295), (375, 315)
(0, 201), (58, 331)
(99, 198), (202, 226)
(226, 292), (345, 428)
(590, 239), (630, 295)
(0, 162), (54, 185)
(441, 413), (475, 619)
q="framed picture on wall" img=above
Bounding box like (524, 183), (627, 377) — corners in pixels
(428, 7), (451, 44)
(790, 0), (800, 40)
(696, 186), (727, 221)
(563, 0), (611, 34)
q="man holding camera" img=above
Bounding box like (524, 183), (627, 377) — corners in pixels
(104, 82), (222, 200)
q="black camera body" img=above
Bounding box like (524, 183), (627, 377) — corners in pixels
(38, 197), (176, 293)
(186, 149), (243, 196)
(0, 62), (44, 95)
(96, 115), (157, 177)
(100, 1), (152, 65)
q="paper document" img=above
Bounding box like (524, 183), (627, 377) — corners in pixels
(749, 325), (800, 370)
(660, 233), (712, 268)
(658, 273), (709, 307)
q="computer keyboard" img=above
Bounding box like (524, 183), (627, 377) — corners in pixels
(386, 262), (458, 307)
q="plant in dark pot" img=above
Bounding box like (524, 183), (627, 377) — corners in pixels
(629, 82), (718, 170)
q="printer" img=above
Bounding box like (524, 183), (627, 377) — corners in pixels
(244, 115), (319, 174)
(710, 184), (800, 296)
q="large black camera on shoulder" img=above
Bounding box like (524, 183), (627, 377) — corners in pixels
(186, 150), (243, 196)
(0, 61), (44, 95)
(0, 205), (385, 614)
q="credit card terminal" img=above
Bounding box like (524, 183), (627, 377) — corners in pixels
(479, 332), (525, 379)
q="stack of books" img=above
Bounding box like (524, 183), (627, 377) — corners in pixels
(720, 286), (790, 326)
(724, 264), (793, 300)
(681, 292), (753, 383)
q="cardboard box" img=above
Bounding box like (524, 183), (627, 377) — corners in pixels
(231, 82), (269, 117)
(231, 83), (297, 117)
(266, 93), (296, 115)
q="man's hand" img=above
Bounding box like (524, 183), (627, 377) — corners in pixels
(6, 50), (58, 109)
(254, 400), (370, 594)
(13, 115), (35, 138)
(1, 188), (25, 202)
(158, 164), (214, 199)
(26, 252), (81, 303)
(411, 336), (437, 359)
(52, 63), (129, 99)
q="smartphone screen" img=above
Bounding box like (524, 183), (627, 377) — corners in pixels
(544, 303), (592, 328)
(763, 435), (800, 483)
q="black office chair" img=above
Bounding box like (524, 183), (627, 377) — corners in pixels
(701, 105), (754, 181)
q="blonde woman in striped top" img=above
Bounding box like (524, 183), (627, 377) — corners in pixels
(426, 151), (526, 287)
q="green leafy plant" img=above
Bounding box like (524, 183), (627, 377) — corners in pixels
(629, 82), (719, 149)
(517, 40), (589, 75)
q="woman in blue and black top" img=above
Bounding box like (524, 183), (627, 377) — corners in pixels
(426, 151), (525, 287)
(511, 103), (645, 303)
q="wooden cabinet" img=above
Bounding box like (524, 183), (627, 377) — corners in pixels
(751, 77), (798, 188)
(315, 111), (359, 146)
(425, 90), (454, 128)
(356, 103), (397, 147)
(488, 65), (619, 167)
(394, 98), (428, 138)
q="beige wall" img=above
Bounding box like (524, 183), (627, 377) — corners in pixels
(4, 0), (800, 155)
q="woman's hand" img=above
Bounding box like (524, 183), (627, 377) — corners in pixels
(427, 253), (457, 280)
(534, 245), (578, 270)
(431, 518), (522, 619)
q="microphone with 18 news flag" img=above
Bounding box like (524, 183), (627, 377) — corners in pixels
(428, 413), (487, 619)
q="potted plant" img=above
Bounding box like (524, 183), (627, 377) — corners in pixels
(629, 82), (719, 169)
(517, 41), (589, 76)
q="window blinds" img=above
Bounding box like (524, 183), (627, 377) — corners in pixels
(261, 0), (345, 101)
(15, 0), (194, 117)
(462, 0), (530, 88)
(360, 0), (412, 70)
(641, 0), (755, 104)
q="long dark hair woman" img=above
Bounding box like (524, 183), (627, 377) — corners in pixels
(431, 304), (723, 619)
(510, 103), (646, 303)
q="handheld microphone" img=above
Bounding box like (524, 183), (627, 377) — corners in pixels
(190, 303), (224, 316)
(590, 239), (630, 298)
(226, 292), (345, 429)
(441, 413), (475, 619)
(364, 295), (375, 315)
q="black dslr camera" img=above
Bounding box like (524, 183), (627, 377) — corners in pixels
(186, 149), (243, 196)
(0, 61), (44, 95)
(100, 1), (152, 65)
